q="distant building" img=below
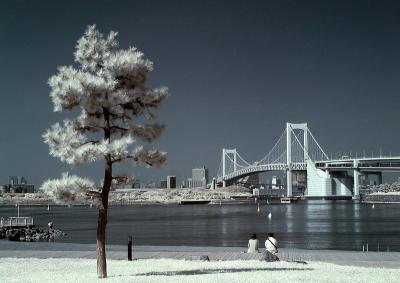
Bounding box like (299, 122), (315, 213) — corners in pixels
(145, 181), (157, 188)
(2, 176), (35, 193)
(272, 176), (281, 189)
(131, 181), (141, 189)
(184, 178), (193, 188)
(293, 171), (306, 187)
(185, 166), (209, 188)
(167, 176), (176, 189)
(252, 188), (260, 196)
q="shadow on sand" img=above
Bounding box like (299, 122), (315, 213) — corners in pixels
(127, 267), (313, 277)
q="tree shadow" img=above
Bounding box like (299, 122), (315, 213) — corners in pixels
(125, 267), (313, 277)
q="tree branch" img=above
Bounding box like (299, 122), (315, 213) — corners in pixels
(111, 154), (133, 164)
(86, 190), (102, 199)
(81, 140), (100, 146)
(110, 125), (128, 131)
(77, 125), (104, 132)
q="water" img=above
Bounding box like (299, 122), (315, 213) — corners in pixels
(1, 201), (400, 251)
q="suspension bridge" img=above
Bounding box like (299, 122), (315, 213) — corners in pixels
(215, 122), (400, 199)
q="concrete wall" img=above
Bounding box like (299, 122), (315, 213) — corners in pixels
(306, 160), (332, 196)
(331, 172), (353, 196)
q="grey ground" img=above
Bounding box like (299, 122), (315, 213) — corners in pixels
(1, 241), (400, 268)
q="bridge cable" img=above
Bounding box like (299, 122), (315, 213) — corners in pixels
(258, 129), (287, 164)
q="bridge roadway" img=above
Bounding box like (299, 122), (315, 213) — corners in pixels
(218, 157), (400, 183)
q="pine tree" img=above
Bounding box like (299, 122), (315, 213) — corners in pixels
(41, 25), (168, 278)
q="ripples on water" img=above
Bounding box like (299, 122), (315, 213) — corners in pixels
(1, 201), (400, 251)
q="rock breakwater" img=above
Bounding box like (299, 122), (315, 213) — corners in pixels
(0, 225), (65, 242)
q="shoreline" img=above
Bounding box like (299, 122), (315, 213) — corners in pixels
(1, 241), (400, 268)
(3, 200), (400, 206)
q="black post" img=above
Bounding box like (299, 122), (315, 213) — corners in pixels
(128, 236), (132, 261)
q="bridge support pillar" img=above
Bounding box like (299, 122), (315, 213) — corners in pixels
(287, 170), (292, 197)
(211, 178), (216, 190)
(378, 172), (383, 185)
(222, 180), (226, 188)
(286, 123), (293, 197)
(353, 169), (360, 199)
(353, 160), (360, 200)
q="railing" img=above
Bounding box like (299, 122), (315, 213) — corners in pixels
(0, 217), (34, 227)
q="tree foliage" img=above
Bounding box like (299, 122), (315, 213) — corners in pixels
(41, 24), (168, 200)
(41, 25), (168, 278)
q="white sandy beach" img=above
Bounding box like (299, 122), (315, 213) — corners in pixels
(1, 242), (400, 282)
(1, 257), (400, 283)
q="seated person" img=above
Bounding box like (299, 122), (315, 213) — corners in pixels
(265, 232), (278, 254)
(247, 233), (260, 253)
(262, 232), (279, 261)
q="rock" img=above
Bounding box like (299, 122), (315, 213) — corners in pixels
(200, 255), (210, 261)
(0, 224), (65, 242)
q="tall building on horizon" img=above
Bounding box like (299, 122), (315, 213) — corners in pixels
(167, 176), (176, 189)
(191, 166), (209, 188)
(1, 176), (34, 193)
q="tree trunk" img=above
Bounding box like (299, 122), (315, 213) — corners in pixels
(96, 202), (107, 278)
(97, 106), (113, 278)
(97, 158), (112, 278)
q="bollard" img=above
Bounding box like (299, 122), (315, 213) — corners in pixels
(128, 236), (132, 261)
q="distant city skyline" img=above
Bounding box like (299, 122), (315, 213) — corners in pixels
(1, 0), (400, 186)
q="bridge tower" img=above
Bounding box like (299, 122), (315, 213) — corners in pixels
(222, 148), (237, 187)
(286, 122), (308, 197)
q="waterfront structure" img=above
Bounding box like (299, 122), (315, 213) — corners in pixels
(271, 176), (281, 189)
(217, 122), (400, 199)
(1, 176), (34, 193)
(160, 180), (167, 188)
(167, 176), (176, 189)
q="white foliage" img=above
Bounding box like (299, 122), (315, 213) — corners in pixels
(141, 87), (169, 108)
(48, 66), (115, 112)
(43, 25), (168, 201)
(130, 123), (165, 142)
(106, 136), (134, 161)
(104, 48), (153, 83)
(132, 146), (167, 167)
(40, 173), (95, 204)
(74, 142), (107, 164)
(43, 120), (106, 164)
(74, 24), (118, 72)
(76, 110), (105, 131)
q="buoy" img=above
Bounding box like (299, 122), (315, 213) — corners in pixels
(47, 204), (50, 211)
(257, 203), (260, 213)
(90, 203), (93, 208)
(268, 212), (272, 220)
(372, 204), (375, 209)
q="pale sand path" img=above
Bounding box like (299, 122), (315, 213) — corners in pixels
(1, 241), (400, 268)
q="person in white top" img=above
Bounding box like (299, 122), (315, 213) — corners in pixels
(247, 233), (260, 253)
(265, 233), (278, 254)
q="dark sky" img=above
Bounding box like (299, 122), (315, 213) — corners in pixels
(1, 0), (400, 186)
